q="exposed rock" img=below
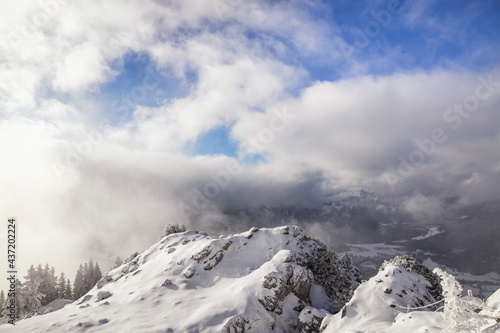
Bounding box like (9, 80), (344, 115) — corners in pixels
(222, 316), (251, 333)
(183, 266), (196, 278)
(298, 307), (329, 333)
(245, 227), (259, 239)
(96, 275), (114, 289)
(259, 263), (313, 312)
(380, 255), (443, 309)
(123, 252), (139, 264)
(191, 246), (212, 263)
(191, 240), (233, 270)
(203, 250), (224, 270)
(96, 291), (112, 302)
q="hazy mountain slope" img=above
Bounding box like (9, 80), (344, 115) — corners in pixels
(210, 192), (500, 277)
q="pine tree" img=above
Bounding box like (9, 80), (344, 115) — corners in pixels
(85, 261), (94, 292)
(57, 272), (66, 299)
(38, 264), (48, 305)
(24, 265), (37, 283)
(35, 264), (47, 305)
(73, 265), (85, 300)
(81, 262), (89, 294)
(93, 262), (102, 285)
(65, 279), (72, 300)
(18, 277), (46, 319)
(0, 290), (5, 316)
(35, 264), (43, 280)
(38, 264), (57, 305)
(49, 267), (57, 302)
(2, 279), (23, 320)
(72, 260), (104, 300)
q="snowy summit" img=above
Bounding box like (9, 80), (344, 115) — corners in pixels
(5, 226), (360, 332)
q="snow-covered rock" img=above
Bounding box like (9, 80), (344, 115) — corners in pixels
(320, 255), (445, 332)
(485, 288), (500, 316)
(3, 226), (360, 332)
(297, 306), (329, 333)
(479, 289), (500, 332)
(45, 299), (72, 312)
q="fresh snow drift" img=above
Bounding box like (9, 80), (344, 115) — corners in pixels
(3, 226), (360, 332)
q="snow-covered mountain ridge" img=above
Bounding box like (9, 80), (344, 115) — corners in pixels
(2, 226), (499, 332)
(3, 226), (360, 332)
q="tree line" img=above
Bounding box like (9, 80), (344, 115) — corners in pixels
(0, 259), (109, 320)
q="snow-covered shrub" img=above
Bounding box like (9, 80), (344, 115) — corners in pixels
(381, 255), (442, 301)
(434, 268), (490, 333)
(306, 249), (361, 306)
(160, 223), (187, 239)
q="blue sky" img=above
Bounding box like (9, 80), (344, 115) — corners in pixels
(93, 0), (500, 158)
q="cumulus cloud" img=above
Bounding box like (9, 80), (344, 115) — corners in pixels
(1, 0), (499, 290)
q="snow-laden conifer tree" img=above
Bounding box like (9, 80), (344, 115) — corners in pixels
(73, 264), (85, 300)
(65, 279), (72, 300)
(0, 290), (5, 316)
(434, 268), (491, 332)
(57, 272), (66, 299)
(18, 277), (47, 319)
(2, 279), (23, 320)
(93, 262), (102, 285)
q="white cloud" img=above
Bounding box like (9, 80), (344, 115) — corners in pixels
(1, 0), (499, 293)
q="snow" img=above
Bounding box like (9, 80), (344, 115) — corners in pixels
(486, 288), (500, 314)
(298, 306), (328, 323)
(45, 299), (72, 312)
(2, 226), (499, 333)
(480, 288), (500, 332)
(320, 261), (446, 332)
(320, 258), (500, 333)
(411, 227), (443, 240)
(1, 226), (353, 333)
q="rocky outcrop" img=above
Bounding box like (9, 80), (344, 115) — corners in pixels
(320, 256), (445, 332)
(297, 307), (329, 333)
(380, 255), (443, 310)
(259, 262), (313, 312)
(191, 240), (233, 270)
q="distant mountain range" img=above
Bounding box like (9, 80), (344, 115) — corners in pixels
(185, 190), (500, 276)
